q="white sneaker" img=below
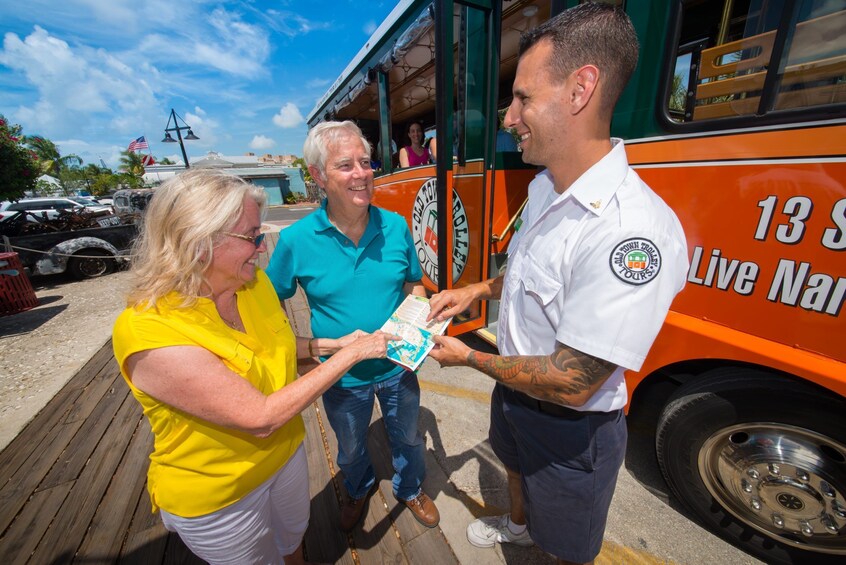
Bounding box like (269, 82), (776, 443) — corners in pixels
(466, 514), (533, 548)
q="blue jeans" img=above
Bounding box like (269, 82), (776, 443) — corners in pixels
(321, 370), (425, 501)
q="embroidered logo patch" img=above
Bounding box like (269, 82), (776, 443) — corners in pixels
(610, 238), (661, 285)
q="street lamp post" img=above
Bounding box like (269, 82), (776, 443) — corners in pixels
(161, 108), (199, 168)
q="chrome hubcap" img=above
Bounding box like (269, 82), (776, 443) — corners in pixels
(699, 423), (846, 554)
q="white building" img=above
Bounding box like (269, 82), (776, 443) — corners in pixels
(142, 152), (306, 205)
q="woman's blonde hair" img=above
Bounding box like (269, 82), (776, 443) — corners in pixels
(126, 169), (267, 308)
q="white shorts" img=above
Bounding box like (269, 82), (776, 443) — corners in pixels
(160, 444), (309, 565)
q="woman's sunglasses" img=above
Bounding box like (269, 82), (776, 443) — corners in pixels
(223, 232), (266, 248)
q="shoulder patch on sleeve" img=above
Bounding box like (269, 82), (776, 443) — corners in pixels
(609, 237), (662, 285)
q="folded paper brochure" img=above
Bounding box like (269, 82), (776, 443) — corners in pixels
(380, 295), (452, 371)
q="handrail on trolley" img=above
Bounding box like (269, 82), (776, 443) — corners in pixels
(491, 197), (528, 242)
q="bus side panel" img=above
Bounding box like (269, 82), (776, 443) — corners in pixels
(372, 162), (495, 336)
(628, 128), (846, 365)
(625, 310), (846, 409)
(489, 167), (537, 256)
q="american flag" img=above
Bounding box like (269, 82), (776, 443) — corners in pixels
(127, 136), (149, 152)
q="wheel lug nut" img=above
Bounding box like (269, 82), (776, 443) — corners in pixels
(741, 479), (752, 493)
(768, 463), (780, 475)
(832, 501), (846, 518)
(795, 469), (808, 481)
(821, 515), (838, 534)
(751, 498), (762, 511)
(772, 514), (784, 528)
(747, 468), (760, 480)
(820, 481), (835, 498)
(799, 520), (814, 537)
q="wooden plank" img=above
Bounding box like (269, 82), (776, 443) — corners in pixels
(27, 393), (140, 563)
(302, 401), (355, 565)
(352, 412), (408, 564)
(0, 340), (114, 485)
(368, 404), (457, 564)
(119, 475), (169, 565)
(259, 231), (279, 266)
(0, 351), (123, 534)
(38, 369), (126, 490)
(283, 287), (314, 339)
(0, 481), (73, 565)
(76, 405), (150, 561)
(318, 397), (408, 564)
(696, 55), (846, 102)
(62, 355), (121, 424)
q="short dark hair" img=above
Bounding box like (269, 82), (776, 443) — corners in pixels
(519, 2), (639, 114)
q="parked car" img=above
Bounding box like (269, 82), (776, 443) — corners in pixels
(0, 197), (112, 221)
(68, 195), (114, 212)
(93, 194), (115, 207)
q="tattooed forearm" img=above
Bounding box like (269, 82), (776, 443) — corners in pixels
(465, 345), (616, 407)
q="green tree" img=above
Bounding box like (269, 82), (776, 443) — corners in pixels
(292, 157), (312, 183)
(119, 150), (146, 178)
(158, 156), (175, 165)
(0, 115), (40, 201)
(24, 135), (82, 179)
(670, 73), (687, 115)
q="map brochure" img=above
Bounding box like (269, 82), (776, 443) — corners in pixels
(380, 295), (452, 371)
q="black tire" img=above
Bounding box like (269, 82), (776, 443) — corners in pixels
(67, 249), (115, 279)
(655, 368), (846, 564)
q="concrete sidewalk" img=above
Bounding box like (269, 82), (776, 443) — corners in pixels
(281, 291), (760, 565)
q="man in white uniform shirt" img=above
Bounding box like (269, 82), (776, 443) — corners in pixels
(428, 4), (688, 564)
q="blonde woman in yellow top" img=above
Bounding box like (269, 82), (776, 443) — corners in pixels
(113, 169), (397, 565)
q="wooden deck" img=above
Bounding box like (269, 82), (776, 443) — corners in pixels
(0, 229), (458, 564)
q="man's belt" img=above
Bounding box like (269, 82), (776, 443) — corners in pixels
(513, 390), (614, 419)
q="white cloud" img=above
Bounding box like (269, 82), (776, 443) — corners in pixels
(137, 8), (270, 79)
(273, 103), (303, 128)
(262, 10), (332, 37)
(249, 135), (275, 150)
(184, 110), (218, 148)
(0, 26), (158, 139)
(305, 77), (332, 89)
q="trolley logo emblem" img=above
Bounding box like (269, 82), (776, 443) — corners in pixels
(411, 178), (469, 284)
(610, 238), (661, 285)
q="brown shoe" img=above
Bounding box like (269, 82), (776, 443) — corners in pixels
(401, 492), (439, 528)
(339, 484), (376, 532)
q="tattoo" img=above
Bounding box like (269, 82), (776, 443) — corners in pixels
(466, 343), (616, 406)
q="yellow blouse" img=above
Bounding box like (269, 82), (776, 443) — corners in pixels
(113, 270), (305, 517)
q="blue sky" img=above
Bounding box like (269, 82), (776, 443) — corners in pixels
(0, 0), (396, 169)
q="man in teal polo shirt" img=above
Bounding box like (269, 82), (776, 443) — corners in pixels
(266, 120), (440, 531)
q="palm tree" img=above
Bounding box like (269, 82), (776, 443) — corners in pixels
(119, 150), (146, 177)
(24, 135), (81, 176)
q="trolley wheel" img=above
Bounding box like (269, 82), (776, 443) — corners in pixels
(655, 368), (846, 564)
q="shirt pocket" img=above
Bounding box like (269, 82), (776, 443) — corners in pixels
(265, 310), (291, 335)
(521, 262), (563, 307)
(222, 342), (255, 375)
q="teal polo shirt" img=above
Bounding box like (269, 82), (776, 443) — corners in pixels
(266, 199), (423, 387)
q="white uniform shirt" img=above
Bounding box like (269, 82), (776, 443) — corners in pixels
(500, 139), (688, 412)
